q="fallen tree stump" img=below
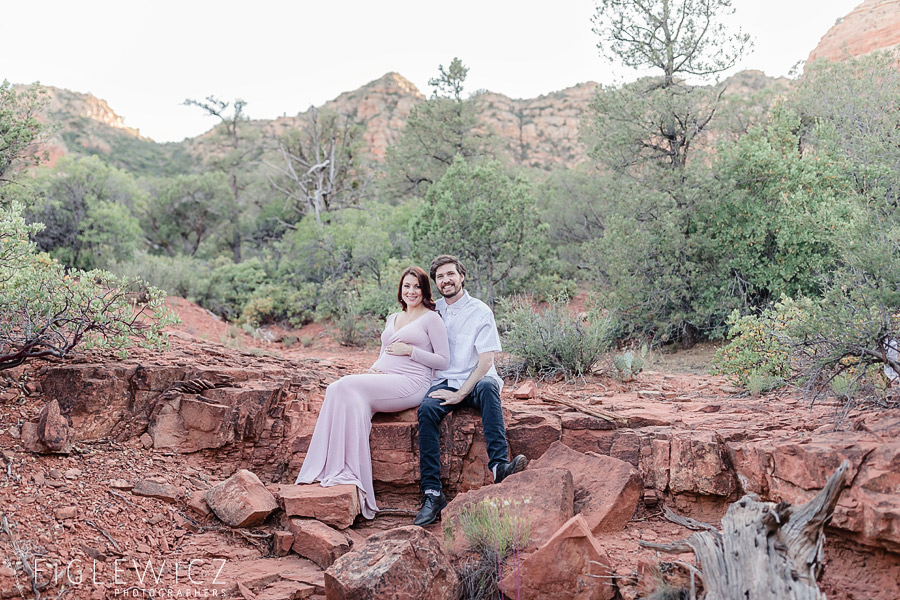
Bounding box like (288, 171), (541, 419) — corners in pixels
(641, 460), (850, 600)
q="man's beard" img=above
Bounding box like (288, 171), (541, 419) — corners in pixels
(439, 282), (461, 298)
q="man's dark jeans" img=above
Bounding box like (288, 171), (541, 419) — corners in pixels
(417, 378), (508, 493)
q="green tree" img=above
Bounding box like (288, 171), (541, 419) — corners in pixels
(592, 0), (750, 87)
(0, 81), (48, 199)
(706, 106), (860, 311)
(142, 172), (229, 257)
(781, 52), (900, 396)
(27, 155), (145, 270)
(384, 58), (501, 199)
(0, 202), (175, 371)
(184, 96), (261, 262)
(410, 156), (552, 304)
(584, 0), (751, 345)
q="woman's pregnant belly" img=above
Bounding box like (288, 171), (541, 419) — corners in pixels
(371, 353), (431, 381)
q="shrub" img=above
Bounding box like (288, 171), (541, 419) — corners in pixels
(747, 372), (784, 396)
(239, 282), (320, 328)
(0, 203), (177, 370)
(445, 497), (531, 600)
(197, 257), (267, 320)
(498, 295), (616, 380)
(711, 298), (808, 387)
(111, 251), (208, 300)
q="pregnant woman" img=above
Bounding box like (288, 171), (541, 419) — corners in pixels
(295, 266), (449, 519)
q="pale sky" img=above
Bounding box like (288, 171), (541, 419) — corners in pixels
(5, 1), (862, 143)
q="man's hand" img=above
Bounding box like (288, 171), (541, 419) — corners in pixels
(430, 388), (465, 406)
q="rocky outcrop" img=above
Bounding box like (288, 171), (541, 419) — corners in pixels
(276, 484), (360, 529)
(204, 469), (278, 527)
(530, 441), (643, 534)
(325, 526), (458, 600)
(20, 399), (73, 454)
(285, 518), (352, 568)
(443, 467), (575, 554)
(500, 514), (616, 600)
(807, 0), (900, 64)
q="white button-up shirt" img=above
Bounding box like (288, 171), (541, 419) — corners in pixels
(434, 291), (503, 392)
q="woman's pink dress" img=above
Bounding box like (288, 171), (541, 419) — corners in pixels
(295, 310), (449, 518)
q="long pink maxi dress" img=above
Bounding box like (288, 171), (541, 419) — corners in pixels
(295, 310), (449, 519)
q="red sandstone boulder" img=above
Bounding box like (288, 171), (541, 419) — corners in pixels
(443, 467), (575, 554)
(217, 557), (322, 597)
(506, 410), (562, 460)
(205, 470), (278, 527)
(499, 514), (615, 600)
(530, 441), (642, 534)
(150, 382), (286, 453)
(729, 435), (900, 549)
(42, 364), (139, 440)
(325, 526), (458, 600)
(132, 478), (184, 503)
(513, 381), (537, 398)
(37, 399), (74, 453)
(20, 422), (50, 454)
(370, 418), (417, 485)
(273, 531), (294, 557)
(187, 489), (212, 516)
(276, 484), (359, 529)
(668, 431), (736, 497)
(285, 518), (351, 568)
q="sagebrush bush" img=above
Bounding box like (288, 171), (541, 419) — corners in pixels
(498, 295), (615, 380)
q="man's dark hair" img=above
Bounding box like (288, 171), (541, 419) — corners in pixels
(430, 255), (466, 283)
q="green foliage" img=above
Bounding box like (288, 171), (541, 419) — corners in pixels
(586, 76), (724, 170)
(829, 373), (859, 401)
(197, 257), (268, 320)
(239, 282), (320, 328)
(0, 81), (48, 192)
(58, 124), (195, 177)
(446, 496), (531, 600)
(383, 58), (502, 198)
(184, 95), (263, 263)
(707, 106), (860, 308)
(141, 172), (230, 257)
(613, 344), (649, 381)
(582, 167), (717, 344)
(711, 298), (808, 386)
(0, 202), (177, 370)
(747, 372), (784, 396)
(498, 295), (615, 380)
(411, 156), (554, 305)
(592, 0), (751, 84)
(111, 251), (206, 300)
(26, 155), (145, 270)
(774, 52), (900, 401)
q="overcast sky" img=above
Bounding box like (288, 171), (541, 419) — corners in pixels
(5, 1), (861, 143)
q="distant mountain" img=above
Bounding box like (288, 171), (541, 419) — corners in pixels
(31, 86), (195, 176)
(807, 0), (900, 64)
(35, 70), (793, 179)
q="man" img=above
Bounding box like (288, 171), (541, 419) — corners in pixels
(413, 254), (527, 526)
